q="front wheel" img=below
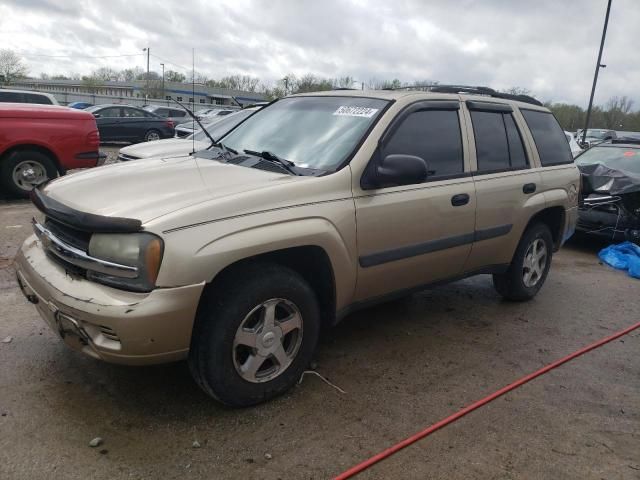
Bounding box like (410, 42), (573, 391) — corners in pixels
(188, 263), (320, 407)
(493, 223), (553, 301)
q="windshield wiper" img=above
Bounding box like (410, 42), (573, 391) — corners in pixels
(243, 149), (299, 175)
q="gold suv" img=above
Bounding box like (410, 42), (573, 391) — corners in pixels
(15, 87), (579, 406)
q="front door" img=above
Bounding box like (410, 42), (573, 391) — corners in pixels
(96, 107), (123, 141)
(353, 101), (477, 301)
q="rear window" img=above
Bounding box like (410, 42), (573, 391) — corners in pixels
(521, 109), (573, 166)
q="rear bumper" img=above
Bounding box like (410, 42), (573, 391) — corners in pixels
(14, 235), (205, 365)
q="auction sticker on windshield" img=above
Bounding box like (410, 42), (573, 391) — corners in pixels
(333, 106), (379, 118)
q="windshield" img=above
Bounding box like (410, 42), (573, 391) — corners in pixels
(220, 96), (388, 170)
(576, 146), (640, 173)
(190, 109), (256, 142)
(585, 129), (611, 139)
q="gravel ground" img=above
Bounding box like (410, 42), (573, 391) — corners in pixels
(0, 166), (639, 479)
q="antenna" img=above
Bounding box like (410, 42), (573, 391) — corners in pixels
(192, 47), (195, 155)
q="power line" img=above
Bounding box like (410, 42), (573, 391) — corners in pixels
(19, 53), (143, 59)
(149, 53), (191, 72)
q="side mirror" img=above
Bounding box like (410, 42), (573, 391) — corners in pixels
(93, 113), (101, 118)
(375, 154), (429, 187)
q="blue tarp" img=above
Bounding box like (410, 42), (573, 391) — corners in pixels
(598, 241), (640, 279)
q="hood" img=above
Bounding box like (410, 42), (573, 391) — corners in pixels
(119, 138), (208, 159)
(579, 162), (640, 196)
(42, 155), (298, 224)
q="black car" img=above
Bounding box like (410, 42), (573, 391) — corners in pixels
(576, 142), (640, 244)
(85, 105), (175, 143)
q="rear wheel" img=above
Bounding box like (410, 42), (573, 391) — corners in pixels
(188, 263), (320, 407)
(144, 129), (161, 142)
(493, 223), (553, 301)
(0, 150), (57, 198)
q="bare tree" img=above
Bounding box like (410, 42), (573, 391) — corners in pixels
(603, 96), (635, 129)
(501, 86), (532, 96)
(0, 49), (28, 83)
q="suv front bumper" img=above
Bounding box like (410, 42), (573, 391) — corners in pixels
(15, 235), (205, 365)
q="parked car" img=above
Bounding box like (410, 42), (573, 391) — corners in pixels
(174, 107), (258, 138)
(15, 88), (579, 406)
(173, 108), (240, 135)
(196, 107), (238, 119)
(143, 105), (190, 125)
(575, 128), (616, 148)
(67, 101), (93, 109)
(85, 104), (175, 143)
(0, 103), (102, 197)
(576, 142), (640, 243)
(565, 130), (583, 157)
(0, 88), (59, 105)
(118, 107), (260, 161)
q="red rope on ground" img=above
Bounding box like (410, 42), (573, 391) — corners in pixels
(334, 320), (640, 480)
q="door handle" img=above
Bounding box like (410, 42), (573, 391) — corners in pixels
(451, 193), (470, 206)
(523, 183), (536, 194)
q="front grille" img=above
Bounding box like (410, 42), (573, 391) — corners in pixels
(44, 218), (91, 251)
(99, 325), (120, 342)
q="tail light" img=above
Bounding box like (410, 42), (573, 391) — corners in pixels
(87, 130), (100, 147)
(165, 120), (175, 129)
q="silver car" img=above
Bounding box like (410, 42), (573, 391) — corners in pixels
(143, 105), (190, 126)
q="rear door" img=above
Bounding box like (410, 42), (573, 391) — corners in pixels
(462, 100), (542, 272)
(95, 107), (123, 141)
(353, 101), (477, 301)
(120, 107), (150, 140)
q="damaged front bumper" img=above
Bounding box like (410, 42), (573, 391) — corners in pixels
(15, 235), (205, 365)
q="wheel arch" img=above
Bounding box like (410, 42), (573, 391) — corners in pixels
(525, 206), (565, 251)
(204, 245), (338, 329)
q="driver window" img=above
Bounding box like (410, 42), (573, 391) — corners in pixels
(383, 109), (464, 180)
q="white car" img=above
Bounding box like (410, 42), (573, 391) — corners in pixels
(117, 108), (259, 161)
(565, 131), (583, 157)
(0, 88), (59, 105)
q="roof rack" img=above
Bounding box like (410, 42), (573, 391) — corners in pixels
(383, 84), (543, 107)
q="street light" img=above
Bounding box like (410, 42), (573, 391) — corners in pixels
(582, 0), (613, 146)
(142, 47), (150, 103)
(160, 63), (165, 101)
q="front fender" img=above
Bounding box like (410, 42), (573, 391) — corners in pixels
(156, 208), (358, 310)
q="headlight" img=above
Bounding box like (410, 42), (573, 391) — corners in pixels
(87, 233), (163, 292)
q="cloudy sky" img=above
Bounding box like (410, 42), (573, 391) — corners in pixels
(1, 0), (638, 107)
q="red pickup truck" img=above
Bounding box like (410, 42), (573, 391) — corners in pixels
(0, 104), (103, 197)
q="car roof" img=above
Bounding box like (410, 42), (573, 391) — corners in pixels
(0, 88), (54, 96)
(289, 89), (549, 111)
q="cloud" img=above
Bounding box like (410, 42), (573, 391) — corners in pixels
(0, 0), (638, 107)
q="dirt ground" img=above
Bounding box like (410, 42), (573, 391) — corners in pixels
(1, 152), (639, 479)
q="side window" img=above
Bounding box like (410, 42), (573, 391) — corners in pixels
(0, 91), (24, 102)
(383, 109), (463, 179)
(521, 109), (573, 166)
(175, 110), (186, 117)
(155, 108), (169, 117)
(25, 93), (52, 104)
(123, 108), (144, 118)
(99, 107), (121, 118)
(470, 110), (528, 172)
(504, 114), (527, 168)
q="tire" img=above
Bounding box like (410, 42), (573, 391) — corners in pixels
(0, 150), (58, 198)
(493, 223), (553, 301)
(188, 263), (320, 407)
(144, 129), (161, 142)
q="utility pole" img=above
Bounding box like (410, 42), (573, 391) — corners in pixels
(582, 0), (612, 146)
(142, 47), (150, 103)
(160, 63), (165, 101)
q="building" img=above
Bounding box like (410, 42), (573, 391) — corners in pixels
(5, 78), (266, 109)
